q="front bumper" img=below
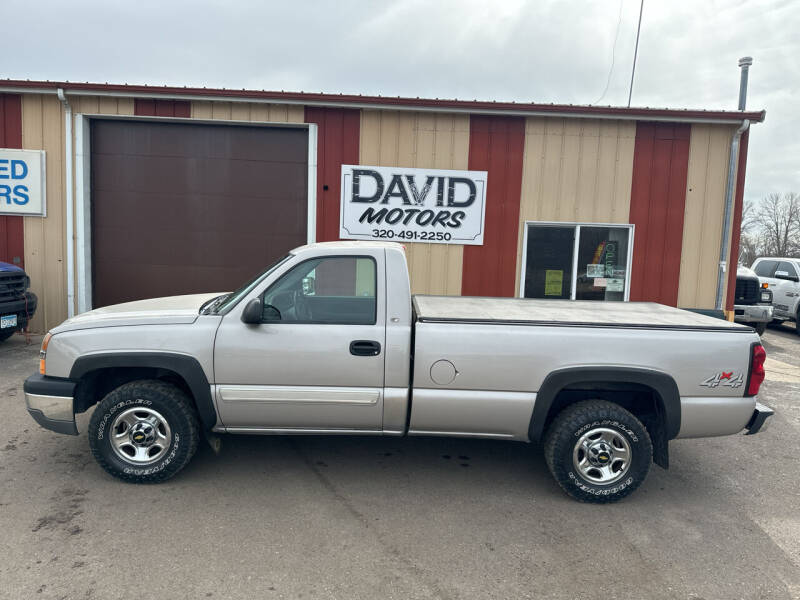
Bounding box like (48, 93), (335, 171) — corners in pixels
(0, 292), (38, 327)
(745, 402), (774, 435)
(733, 303), (773, 324)
(23, 373), (78, 435)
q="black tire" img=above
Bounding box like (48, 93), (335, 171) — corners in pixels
(0, 328), (16, 342)
(88, 380), (200, 483)
(543, 400), (652, 503)
(754, 322), (767, 336)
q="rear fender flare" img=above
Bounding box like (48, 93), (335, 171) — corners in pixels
(529, 367), (681, 443)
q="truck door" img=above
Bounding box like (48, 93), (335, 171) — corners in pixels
(772, 261), (800, 318)
(213, 252), (386, 431)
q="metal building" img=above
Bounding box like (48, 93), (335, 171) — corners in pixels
(0, 81), (764, 332)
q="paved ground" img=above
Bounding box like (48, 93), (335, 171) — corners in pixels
(1, 325), (799, 600)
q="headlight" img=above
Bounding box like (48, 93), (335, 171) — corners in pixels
(39, 332), (52, 375)
(761, 290), (772, 303)
(24, 275), (30, 290)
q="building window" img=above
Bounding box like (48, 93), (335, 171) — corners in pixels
(520, 222), (634, 301)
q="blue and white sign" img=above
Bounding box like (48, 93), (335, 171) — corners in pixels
(0, 149), (46, 217)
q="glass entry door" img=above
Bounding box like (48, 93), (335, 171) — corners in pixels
(523, 226), (575, 299)
(575, 226), (630, 301)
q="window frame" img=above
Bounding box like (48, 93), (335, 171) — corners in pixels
(259, 254), (379, 326)
(519, 221), (635, 301)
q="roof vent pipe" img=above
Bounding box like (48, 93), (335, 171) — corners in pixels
(738, 57), (753, 111)
(715, 58), (753, 311)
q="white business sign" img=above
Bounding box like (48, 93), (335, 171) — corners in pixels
(0, 149), (46, 217)
(340, 165), (487, 245)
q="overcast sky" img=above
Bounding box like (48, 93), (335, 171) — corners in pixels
(2, 0), (797, 205)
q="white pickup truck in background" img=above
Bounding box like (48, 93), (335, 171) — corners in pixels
(24, 242), (773, 503)
(752, 257), (800, 334)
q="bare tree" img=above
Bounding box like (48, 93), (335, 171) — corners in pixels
(749, 192), (800, 259)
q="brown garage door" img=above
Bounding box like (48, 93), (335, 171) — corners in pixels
(90, 119), (308, 307)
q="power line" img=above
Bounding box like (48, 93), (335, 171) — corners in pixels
(627, 0), (645, 108)
(593, 0), (625, 105)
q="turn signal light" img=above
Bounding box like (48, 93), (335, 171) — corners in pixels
(761, 282), (769, 289)
(39, 332), (52, 375)
(747, 344), (766, 396)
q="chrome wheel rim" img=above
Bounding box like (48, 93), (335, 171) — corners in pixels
(110, 407), (172, 465)
(572, 427), (631, 485)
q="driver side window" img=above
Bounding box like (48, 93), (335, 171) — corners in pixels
(262, 256), (377, 324)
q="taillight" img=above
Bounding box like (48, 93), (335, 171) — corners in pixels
(39, 332), (52, 375)
(747, 343), (766, 396)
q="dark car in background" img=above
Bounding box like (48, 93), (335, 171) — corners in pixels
(0, 261), (37, 342)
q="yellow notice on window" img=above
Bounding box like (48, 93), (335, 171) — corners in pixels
(544, 270), (563, 296)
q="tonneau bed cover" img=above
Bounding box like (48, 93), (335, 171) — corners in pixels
(413, 295), (749, 331)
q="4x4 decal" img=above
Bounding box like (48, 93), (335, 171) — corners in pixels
(700, 371), (744, 388)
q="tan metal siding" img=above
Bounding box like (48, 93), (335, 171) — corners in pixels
(678, 124), (736, 309)
(514, 118), (636, 294)
(191, 101), (304, 123)
(358, 110), (469, 295)
(21, 94), (135, 332)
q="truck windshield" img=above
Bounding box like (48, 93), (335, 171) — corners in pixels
(211, 254), (292, 314)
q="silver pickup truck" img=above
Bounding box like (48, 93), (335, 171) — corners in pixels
(24, 241), (773, 503)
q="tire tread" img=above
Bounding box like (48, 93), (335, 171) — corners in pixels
(543, 399), (652, 504)
(88, 380), (199, 483)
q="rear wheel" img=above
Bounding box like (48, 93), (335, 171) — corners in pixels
(754, 322), (767, 336)
(544, 400), (652, 503)
(88, 380), (200, 483)
(0, 328), (16, 342)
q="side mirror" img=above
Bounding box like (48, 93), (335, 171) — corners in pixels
(241, 298), (264, 324)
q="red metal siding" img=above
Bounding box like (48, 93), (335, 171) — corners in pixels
(726, 128), (750, 311)
(628, 122), (691, 306)
(134, 98), (191, 118)
(461, 115), (525, 297)
(0, 94), (24, 267)
(304, 107), (360, 242)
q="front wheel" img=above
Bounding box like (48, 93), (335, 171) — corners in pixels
(88, 380), (200, 483)
(543, 400), (652, 503)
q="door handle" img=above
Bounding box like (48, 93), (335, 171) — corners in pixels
(350, 340), (381, 356)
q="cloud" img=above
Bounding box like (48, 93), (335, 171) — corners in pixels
(0, 0), (796, 203)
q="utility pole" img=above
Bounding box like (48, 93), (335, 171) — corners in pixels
(627, 0), (644, 107)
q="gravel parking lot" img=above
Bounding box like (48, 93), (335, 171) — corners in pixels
(1, 325), (799, 600)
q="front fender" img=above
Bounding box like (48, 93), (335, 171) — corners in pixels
(69, 353), (217, 430)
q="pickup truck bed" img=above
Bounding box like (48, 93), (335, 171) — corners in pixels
(414, 295), (748, 330)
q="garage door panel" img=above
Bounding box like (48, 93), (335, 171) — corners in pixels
(91, 119), (308, 307)
(92, 189), (306, 234)
(92, 154), (307, 198)
(92, 122), (308, 163)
